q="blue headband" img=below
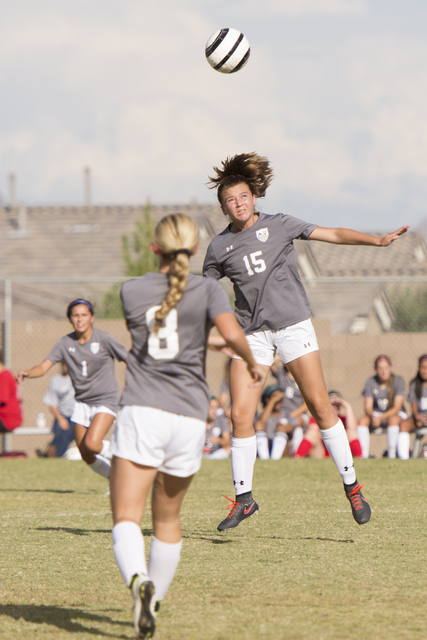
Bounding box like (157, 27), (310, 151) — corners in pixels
(66, 299), (94, 319)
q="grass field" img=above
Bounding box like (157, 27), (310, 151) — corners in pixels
(1, 458), (427, 639)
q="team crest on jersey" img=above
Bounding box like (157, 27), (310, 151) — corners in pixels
(256, 228), (269, 243)
(68, 347), (75, 353)
(90, 342), (100, 354)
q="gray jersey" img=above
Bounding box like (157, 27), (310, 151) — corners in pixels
(120, 272), (232, 421)
(42, 374), (75, 418)
(47, 328), (128, 411)
(407, 379), (427, 414)
(362, 374), (405, 414)
(273, 367), (304, 413)
(203, 212), (316, 334)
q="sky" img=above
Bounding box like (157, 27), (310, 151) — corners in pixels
(1, 0), (427, 230)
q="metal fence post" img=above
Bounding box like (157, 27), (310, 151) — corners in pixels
(2, 279), (13, 452)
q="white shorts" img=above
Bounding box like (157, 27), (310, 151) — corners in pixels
(71, 402), (116, 429)
(234, 318), (319, 367)
(110, 405), (206, 478)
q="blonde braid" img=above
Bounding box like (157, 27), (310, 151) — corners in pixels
(152, 213), (198, 335)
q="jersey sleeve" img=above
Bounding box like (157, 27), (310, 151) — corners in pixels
(46, 338), (66, 365)
(394, 375), (405, 397)
(281, 214), (317, 241)
(104, 334), (128, 362)
(206, 279), (232, 321)
(362, 377), (374, 398)
(203, 242), (224, 280)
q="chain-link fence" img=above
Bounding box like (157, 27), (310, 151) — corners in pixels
(2, 276), (427, 457)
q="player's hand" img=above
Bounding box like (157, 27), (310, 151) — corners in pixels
(207, 334), (234, 357)
(16, 371), (28, 383)
(247, 363), (264, 387)
(380, 225), (410, 246)
(371, 414), (382, 427)
(58, 416), (70, 431)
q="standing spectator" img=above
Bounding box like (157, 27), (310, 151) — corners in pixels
(203, 395), (231, 459)
(357, 355), (406, 459)
(397, 355), (427, 460)
(36, 362), (76, 458)
(0, 349), (22, 433)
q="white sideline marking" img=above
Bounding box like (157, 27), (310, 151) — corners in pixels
(1, 511), (111, 519)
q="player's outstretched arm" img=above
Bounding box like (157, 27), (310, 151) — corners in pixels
(212, 312), (264, 387)
(309, 225), (410, 246)
(17, 359), (54, 383)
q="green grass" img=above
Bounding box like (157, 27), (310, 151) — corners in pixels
(1, 458), (427, 639)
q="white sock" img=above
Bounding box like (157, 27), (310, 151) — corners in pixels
(397, 432), (410, 460)
(270, 432), (288, 460)
(356, 425), (370, 459)
(231, 436), (257, 496)
(112, 521), (147, 586)
(291, 426), (304, 455)
(89, 454), (111, 479)
(148, 537), (182, 601)
(321, 420), (356, 485)
(387, 425), (400, 459)
(255, 431), (270, 460)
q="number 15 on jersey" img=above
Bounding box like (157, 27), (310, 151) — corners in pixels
(243, 251), (266, 276)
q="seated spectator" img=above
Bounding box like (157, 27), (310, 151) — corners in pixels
(397, 355), (427, 460)
(255, 378), (307, 460)
(203, 395), (231, 460)
(295, 391), (362, 459)
(271, 357), (308, 452)
(36, 362), (76, 458)
(357, 355), (406, 459)
(0, 349), (22, 433)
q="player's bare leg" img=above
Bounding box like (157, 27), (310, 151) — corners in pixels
(287, 351), (371, 524)
(74, 413), (115, 478)
(217, 359), (270, 532)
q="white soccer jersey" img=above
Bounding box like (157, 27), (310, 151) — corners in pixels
(203, 212), (316, 334)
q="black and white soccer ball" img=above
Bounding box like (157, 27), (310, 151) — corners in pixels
(205, 28), (250, 74)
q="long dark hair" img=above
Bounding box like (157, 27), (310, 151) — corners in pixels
(412, 355), (427, 401)
(374, 355), (395, 407)
(207, 152), (274, 204)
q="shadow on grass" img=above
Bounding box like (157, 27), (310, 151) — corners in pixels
(34, 527), (111, 536)
(299, 536), (355, 544)
(0, 604), (130, 637)
(183, 531), (233, 544)
(0, 489), (75, 494)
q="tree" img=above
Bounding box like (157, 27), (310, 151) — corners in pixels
(98, 202), (158, 318)
(390, 285), (427, 332)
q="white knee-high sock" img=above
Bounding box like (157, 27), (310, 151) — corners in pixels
(387, 425), (400, 459)
(397, 432), (410, 460)
(148, 537), (182, 601)
(270, 432), (288, 460)
(356, 426), (370, 459)
(112, 522), (147, 586)
(231, 436), (257, 496)
(89, 454), (111, 479)
(321, 420), (357, 485)
(255, 431), (270, 460)
(291, 426), (304, 455)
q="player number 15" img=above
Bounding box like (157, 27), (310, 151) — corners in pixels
(243, 251), (266, 276)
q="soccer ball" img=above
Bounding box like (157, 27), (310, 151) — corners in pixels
(205, 28), (250, 74)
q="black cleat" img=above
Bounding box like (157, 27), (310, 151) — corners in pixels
(345, 483), (371, 525)
(217, 495), (259, 531)
(130, 573), (156, 639)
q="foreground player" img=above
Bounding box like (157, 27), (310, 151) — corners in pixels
(203, 152), (409, 531)
(17, 299), (128, 478)
(109, 213), (263, 640)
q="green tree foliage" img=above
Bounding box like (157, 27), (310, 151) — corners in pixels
(390, 285), (427, 332)
(98, 203), (158, 318)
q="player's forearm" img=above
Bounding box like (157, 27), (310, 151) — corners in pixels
(18, 360), (53, 381)
(316, 228), (382, 246)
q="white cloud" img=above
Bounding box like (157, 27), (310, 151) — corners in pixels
(230, 0), (368, 16)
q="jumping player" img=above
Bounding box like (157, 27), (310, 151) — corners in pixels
(17, 299), (128, 478)
(109, 213), (263, 640)
(203, 152), (409, 531)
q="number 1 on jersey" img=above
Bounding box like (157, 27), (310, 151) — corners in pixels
(243, 251), (266, 276)
(81, 360), (88, 377)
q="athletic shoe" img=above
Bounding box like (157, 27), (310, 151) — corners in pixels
(130, 573), (156, 639)
(345, 483), (371, 525)
(217, 496), (259, 531)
